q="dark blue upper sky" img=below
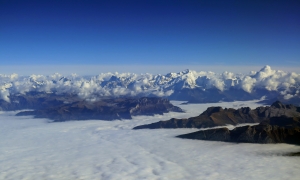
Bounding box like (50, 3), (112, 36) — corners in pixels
(1, 0), (300, 68)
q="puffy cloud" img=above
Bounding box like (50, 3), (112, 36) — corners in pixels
(240, 76), (256, 93)
(0, 89), (10, 102)
(0, 66), (300, 101)
(283, 94), (294, 100)
(222, 71), (236, 80)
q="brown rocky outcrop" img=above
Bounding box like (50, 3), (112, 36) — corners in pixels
(133, 101), (300, 129)
(177, 116), (300, 145)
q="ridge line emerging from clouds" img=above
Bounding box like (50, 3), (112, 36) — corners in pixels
(1, 65), (300, 102)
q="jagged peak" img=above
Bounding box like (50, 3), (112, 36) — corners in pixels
(201, 106), (224, 116)
(181, 69), (192, 74)
(1, 66), (300, 103)
(271, 101), (285, 108)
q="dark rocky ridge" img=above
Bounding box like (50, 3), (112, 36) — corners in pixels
(15, 97), (183, 121)
(177, 116), (300, 145)
(133, 101), (300, 129)
(0, 93), (183, 121)
(133, 101), (300, 145)
(0, 92), (72, 111)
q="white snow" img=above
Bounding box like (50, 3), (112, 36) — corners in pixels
(0, 100), (300, 180)
(1, 65), (300, 102)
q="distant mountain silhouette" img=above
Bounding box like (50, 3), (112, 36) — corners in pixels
(0, 93), (183, 121)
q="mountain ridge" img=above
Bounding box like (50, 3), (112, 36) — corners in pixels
(133, 101), (300, 129)
(14, 96), (184, 121)
(177, 115), (300, 145)
(1, 66), (300, 104)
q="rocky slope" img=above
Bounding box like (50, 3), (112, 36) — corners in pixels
(0, 92), (76, 111)
(15, 96), (183, 121)
(133, 101), (300, 145)
(133, 101), (300, 129)
(177, 116), (300, 145)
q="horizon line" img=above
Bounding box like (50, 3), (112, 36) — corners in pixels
(0, 65), (299, 76)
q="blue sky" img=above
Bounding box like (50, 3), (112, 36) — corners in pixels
(1, 0), (300, 74)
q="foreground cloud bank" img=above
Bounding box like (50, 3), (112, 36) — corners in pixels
(1, 101), (300, 180)
(1, 65), (299, 104)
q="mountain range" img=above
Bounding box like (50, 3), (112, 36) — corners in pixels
(1, 66), (300, 105)
(0, 93), (183, 121)
(134, 101), (300, 145)
(133, 101), (300, 129)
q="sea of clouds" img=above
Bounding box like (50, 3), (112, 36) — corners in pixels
(1, 65), (300, 102)
(1, 100), (299, 180)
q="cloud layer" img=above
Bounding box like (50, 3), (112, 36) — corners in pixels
(1, 101), (300, 180)
(1, 66), (300, 102)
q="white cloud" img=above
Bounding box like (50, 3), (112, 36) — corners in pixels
(1, 65), (300, 101)
(0, 89), (10, 102)
(240, 76), (256, 93)
(0, 100), (299, 180)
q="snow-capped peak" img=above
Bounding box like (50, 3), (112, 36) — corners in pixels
(0, 66), (299, 102)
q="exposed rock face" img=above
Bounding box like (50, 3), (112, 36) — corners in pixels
(0, 92), (69, 111)
(129, 97), (183, 116)
(133, 101), (300, 129)
(128, 101), (300, 145)
(178, 128), (232, 142)
(177, 116), (300, 145)
(15, 96), (183, 121)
